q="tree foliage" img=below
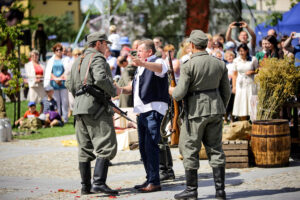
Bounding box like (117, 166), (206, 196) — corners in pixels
(37, 13), (78, 49)
(0, 15), (23, 97)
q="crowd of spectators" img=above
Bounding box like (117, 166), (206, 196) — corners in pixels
(8, 22), (300, 130)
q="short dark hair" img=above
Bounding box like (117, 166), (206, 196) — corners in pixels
(89, 40), (106, 48)
(194, 44), (207, 50)
(141, 39), (156, 55)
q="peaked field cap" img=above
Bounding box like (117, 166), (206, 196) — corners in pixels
(188, 30), (208, 46)
(87, 31), (112, 45)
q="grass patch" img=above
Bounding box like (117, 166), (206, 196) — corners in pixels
(5, 101), (75, 140)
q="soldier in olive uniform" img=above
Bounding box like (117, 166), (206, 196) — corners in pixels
(169, 30), (231, 200)
(66, 32), (118, 195)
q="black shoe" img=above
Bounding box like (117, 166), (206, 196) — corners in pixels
(160, 172), (175, 181)
(91, 183), (118, 195)
(79, 162), (92, 195)
(134, 181), (148, 189)
(91, 158), (119, 195)
(174, 170), (198, 200)
(213, 167), (226, 200)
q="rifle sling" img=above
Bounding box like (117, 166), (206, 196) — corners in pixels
(83, 53), (96, 85)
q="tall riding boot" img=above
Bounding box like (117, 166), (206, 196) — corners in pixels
(79, 162), (92, 195)
(166, 146), (175, 179)
(213, 167), (226, 200)
(91, 158), (118, 195)
(159, 148), (168, 181)
(174, 169), (198, 200)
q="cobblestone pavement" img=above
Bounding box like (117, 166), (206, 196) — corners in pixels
(0, 135), (300, 200)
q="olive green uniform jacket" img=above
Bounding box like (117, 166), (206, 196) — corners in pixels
(172, 51), (231, 170)
(66, 47), (117, 162)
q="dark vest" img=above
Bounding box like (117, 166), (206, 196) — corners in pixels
(132, 56), (169, 105)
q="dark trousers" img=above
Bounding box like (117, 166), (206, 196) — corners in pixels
(137, 110), (163, 186)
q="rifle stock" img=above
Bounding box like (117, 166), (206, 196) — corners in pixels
(168, 51), (180, 146)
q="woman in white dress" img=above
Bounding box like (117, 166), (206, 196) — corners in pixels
(232, 44), (258, 120)
(25, 50), (46, 105)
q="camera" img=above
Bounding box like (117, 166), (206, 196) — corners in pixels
(130, 50), (137, 57)
(234, 22), (241, 27)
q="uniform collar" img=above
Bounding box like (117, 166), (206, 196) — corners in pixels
(191, 51), (208, 58)
(85, 47), (100, 55)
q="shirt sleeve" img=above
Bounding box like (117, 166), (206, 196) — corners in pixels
(154, 58), (168, 77)
(233, 59), (238, 71)
(24, 111), (29, 118)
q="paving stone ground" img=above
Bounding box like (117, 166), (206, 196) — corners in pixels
(0, 134), (300, 200)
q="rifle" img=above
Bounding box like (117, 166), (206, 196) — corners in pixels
(168, 51), (180, 146)
(75, 84), (136, 124)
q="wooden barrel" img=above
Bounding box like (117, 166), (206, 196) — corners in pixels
(251, 119), (290, 167)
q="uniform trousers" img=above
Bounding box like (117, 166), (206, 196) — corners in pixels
(179, 114), (226, 170)
(75, 112), (117, 162)
(137, 110), (163, 186)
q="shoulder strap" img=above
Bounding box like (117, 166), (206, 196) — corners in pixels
(78, 54), (86, 73)
(83, 53), (96, 85)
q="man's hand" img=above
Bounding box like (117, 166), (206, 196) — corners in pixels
(130, 56), (144, 67)
(240, 21), (248, 28)
(169, 86), (175, 96)
(290, 32), (296, 39)
(115, 84), (122, 96)
(229, 22), (237, 29)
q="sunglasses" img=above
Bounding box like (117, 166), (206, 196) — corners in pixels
(55, 49), (63, 52)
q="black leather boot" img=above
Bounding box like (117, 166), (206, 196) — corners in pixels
(91, 158), (118, 195)
(166, 146), (175, 179)
(213, 167), (226, 200)
(159, 147), (168, 181)
(79, 162), (92, 195)
(174, 170), (198, 200)
(159, 146), (175, 181)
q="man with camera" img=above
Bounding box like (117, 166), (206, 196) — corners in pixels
(226, 21), (256, 56)
(66, 32), (118, 196)
(117, 39), (169, 192)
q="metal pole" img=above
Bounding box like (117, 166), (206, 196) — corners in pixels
(72, 0), (96, 47)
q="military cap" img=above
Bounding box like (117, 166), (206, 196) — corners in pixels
(87, 31), (112, 45)
(188, 30), (208, 47)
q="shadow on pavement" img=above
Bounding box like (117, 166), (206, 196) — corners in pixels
(201, 187), (300, 199)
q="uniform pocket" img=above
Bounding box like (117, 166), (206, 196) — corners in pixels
(188, 96), (210, 119)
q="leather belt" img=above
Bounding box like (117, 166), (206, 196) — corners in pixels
(188, 88), (218, 96)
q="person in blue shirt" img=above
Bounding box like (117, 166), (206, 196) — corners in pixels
(44, 43), (69, 123)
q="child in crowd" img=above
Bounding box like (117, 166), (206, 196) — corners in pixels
(38, 86), (64, 127)
(15, 101), (40, 127)
(224, 50), (236, 123)
(40, 86), (58, 114)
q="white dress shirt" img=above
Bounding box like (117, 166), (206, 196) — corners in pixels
(133, 55), (169, 116)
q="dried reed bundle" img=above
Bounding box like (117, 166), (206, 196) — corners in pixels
(255, 57), (300, 120)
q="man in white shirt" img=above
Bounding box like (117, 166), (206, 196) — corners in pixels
(116, 39), (169, 193)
